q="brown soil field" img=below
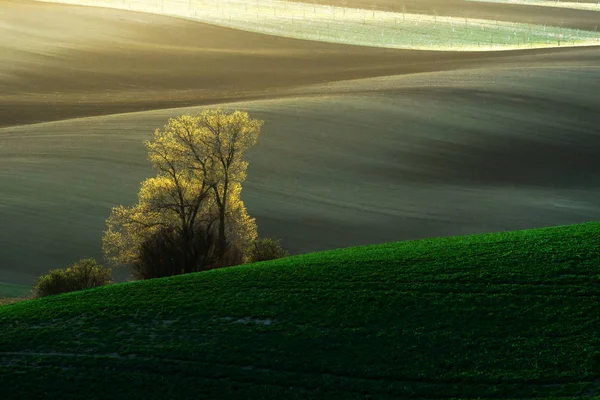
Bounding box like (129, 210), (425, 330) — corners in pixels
(2, 0), (600, 128)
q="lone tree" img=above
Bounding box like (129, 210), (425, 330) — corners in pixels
(103, 109), (263, 274)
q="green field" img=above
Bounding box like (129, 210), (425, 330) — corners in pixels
(1, 222), (599, 399)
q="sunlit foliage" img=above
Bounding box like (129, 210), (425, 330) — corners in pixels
(103, 109), (263, 272)
(33, 258), (112, 298)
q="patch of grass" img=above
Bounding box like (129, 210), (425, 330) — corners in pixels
(1, 221), (599, 399)
(34, 0), (600, 50)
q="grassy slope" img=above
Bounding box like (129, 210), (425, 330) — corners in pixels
(1, 222), (599, 399)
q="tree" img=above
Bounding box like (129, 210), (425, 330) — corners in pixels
(132, 223), (218, 280)
(196, 109), (263, 258)
(103, 110), (262, 273)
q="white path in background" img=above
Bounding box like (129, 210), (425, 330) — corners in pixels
(32, 0), (600, 50)
(467, 0), (600, 12)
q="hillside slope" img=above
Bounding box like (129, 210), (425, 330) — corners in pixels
(3, 0), (600, 128)
(2, 65), (600, 285)
(0, 0), (487, 127)
(1, 222), (599, 399)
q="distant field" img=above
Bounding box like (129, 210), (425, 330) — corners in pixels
(468, 0), (600, 12)
(305, 0), (600, 31)
(2, 66), (600, 285)
(1, 221), (599, 399)
(0, 283), (31, 298)
(4, 0), (600, 128)
(32, 0), (600, 50)
(0, 0), (522, 128)
(185, 0), (600, 50)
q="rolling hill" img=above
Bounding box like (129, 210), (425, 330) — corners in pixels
(3, 0), (600, 128)
(1, 221), (599, 399)
(29, 0), (600, 51)
(2, 64), (600, 285)
(2, 1), (599, 284)
(1, 2), (599, 397)
(0, 0), (490, 128)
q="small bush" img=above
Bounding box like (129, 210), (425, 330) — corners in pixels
(132, 224), (219, 280)
(250, 238), (289, 262)
(34, 258), (112, 298)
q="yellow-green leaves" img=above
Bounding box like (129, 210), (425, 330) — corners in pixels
(102, 109), (264, 269)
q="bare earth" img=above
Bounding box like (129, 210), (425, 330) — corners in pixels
(2, 0), (600, 128)
(1, 0), (600, 284)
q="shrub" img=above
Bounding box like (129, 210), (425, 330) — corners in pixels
(132, 222), (257, 279)
(34, 258), (112, 298)
(250, 238), (289, 262)
(212, 241), (246, 270)
(132, 224), (219, 280)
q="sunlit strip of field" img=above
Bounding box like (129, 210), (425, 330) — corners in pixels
(467, 0), (600, 12)
(34, 0), (600, 50)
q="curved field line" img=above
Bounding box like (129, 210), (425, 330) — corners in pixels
(32, 0), (600, 51)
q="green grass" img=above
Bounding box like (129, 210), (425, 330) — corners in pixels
(1, 221), (599, 399)
(34, 0), (600, 50)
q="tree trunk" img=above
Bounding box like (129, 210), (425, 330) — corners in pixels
(218, 207), (226, 259)
(181, 227), (191, 274)
(217, 181), (228, 259)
